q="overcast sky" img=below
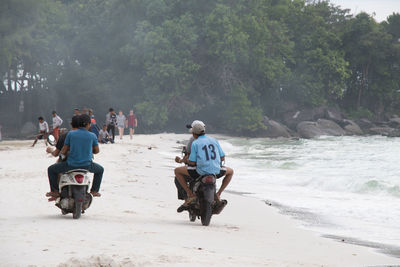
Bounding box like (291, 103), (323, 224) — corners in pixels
(329, 0), (400, 22)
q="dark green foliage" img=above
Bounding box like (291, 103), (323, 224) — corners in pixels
(1, 0), (399, 135)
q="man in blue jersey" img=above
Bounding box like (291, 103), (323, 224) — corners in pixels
(46, 114), (104, 201)
(174, 120), (234, 211)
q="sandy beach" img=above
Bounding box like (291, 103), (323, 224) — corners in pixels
(0, 133), (399, 267)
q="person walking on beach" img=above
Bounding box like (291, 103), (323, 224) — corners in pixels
(174, 120), (234, 212)
(116, 110), (127, 140)
(32, 117), (50, 147)
(127, 109), (138, 139)
(51, 111), (63, 141)
(105, 108), (117, 141)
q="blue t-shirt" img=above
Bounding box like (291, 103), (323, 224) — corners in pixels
(65, 128), (98, 167)
(189, 135), (225, 175)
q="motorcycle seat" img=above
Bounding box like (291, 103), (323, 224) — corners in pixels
(63, 169), (88, 174)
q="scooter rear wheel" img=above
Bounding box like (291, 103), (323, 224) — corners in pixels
(73, 201), (83, 219)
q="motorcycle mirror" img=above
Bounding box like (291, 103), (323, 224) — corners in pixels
(47, 134), (56, 146)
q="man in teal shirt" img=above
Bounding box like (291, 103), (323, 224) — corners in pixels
(47, 114), (104, 200)
(174, 120), (234, 211)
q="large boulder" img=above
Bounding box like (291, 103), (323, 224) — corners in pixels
(296, 119), (345, 139)
(296, 121), (325, 139)
(263, 118), (292, 138)
(324, 107), (343, 123)
(316, 119), (346, 136)
(388, 117), (400, 128)
(283, 107), (325, 129)
(388, 129), (400, 137)
(356, 119), (376, 133)
(342, 119), (363, 135)
(369, 126), (397, 136)
(20, 122), (37, 137)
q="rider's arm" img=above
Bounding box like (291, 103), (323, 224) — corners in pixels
(93, 145), (99, 154)
(52, 148), (61, 157)
(60, 145), (69, 155)
(188, 160), (196, 166)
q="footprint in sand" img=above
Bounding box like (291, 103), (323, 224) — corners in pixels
(226, 225), (240, 231)
(123, 210), (136, 214)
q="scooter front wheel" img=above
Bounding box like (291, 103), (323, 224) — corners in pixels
(200, 201), (212, 226)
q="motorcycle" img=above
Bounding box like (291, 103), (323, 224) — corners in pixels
(175, 144), (227, 226)
(54, 169), (93, 219)
(185, 174), (228, 226)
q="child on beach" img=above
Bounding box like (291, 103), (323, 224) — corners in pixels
(98, 125), (114, 144)
(32, 117), (49, 147)
(116, 111), (127, 140)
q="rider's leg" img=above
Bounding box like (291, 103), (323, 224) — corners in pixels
(87, 162), (104, 195)
(47, 161), (70, 192)
(174, 166), (195, 198)
(216, 167), (234, 199)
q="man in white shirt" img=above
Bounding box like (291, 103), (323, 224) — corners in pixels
(51, 111), (63, 141)
(32, 117), (49, 147)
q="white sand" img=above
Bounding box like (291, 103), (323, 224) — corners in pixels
(0, 133), (399, 267)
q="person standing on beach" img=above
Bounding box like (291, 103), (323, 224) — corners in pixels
(174, 120), (234, 212)
(73, 108), (81, 116)
(127, 109), (138, 139)
(32, 117), (50, 147)
(46, 115), (80, 161)
(51, 111), (63, 141)
(116, 110), (127, 140)
(88, 109), (100, 137)
(105, 108), (117, 142)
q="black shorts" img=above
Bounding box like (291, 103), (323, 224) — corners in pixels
(187, 166), (227, 179)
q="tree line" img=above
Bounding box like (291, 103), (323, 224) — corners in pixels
(1, 0), (399, 136)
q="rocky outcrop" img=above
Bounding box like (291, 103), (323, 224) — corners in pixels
(262, 117), (293, 138)
(388, 117), (400, 128)
(342, 119), (363, 135)
(369, 126), (400, 137)
(296, 121), (324, 139)
(282, 107), (325, 129)
(296, 119), (345, 139)
(316, 119), (346, 136)
(355, 119), (375, 132)
(262, 105), (400, 139)
(324, 107), (343, 123)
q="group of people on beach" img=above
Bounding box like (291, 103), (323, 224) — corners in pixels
(38, 109), (233, 211)
(32, 107), (138, 147)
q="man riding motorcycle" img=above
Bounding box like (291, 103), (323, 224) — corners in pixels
(46, 114), (104, 201)
(174, 120), (234, 212)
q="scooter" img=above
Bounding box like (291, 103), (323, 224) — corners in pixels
(54, 169), (93, 219)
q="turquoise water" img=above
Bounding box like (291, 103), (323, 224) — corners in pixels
(218, 135), (400, 249)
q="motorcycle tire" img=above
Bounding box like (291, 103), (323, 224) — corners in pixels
(73, 201), (83, 219)
(201, 201), (212, 226)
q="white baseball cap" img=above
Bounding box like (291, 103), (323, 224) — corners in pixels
(188, 120), (205, 134)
